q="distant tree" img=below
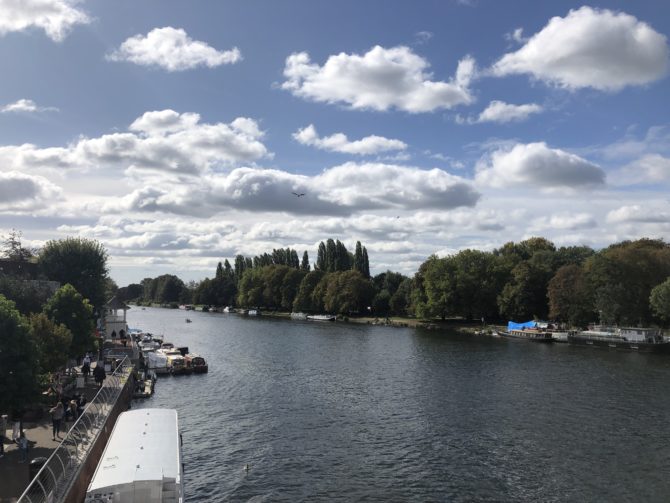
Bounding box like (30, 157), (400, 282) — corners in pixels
(417, 255), (455, 320)
(325, 239), (337, 272)
(0, 277), (53, 315)
(390, 278), (412, 316)
(301, 251), (311, 272)
(29, 313), (72, 374)
(650, 278), (670, 323)
(354, 242), (364, 275)
(43, 284), (95, 358)
(293, 270), (325, 312)
(38, 237), (109, 311)
(372, 289), (391, 316)
(316, 242), (327, 271)
(0, 295), (39, 413)
(224, 259), (234, 278)
(321, 270), (374, 315)
(1, 229), (35, 262)
(117, 283), (143, 302)
(281, 269), (306, 311)
(216, 262), (224, 280)
(362, 246), (370, 278)
(548, 264), (592, 327)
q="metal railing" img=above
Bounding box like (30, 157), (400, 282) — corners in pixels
(17, 357), (133, 503)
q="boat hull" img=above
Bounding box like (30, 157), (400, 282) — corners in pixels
(498, 331), (553, 343)
(568, 335), (670, 353)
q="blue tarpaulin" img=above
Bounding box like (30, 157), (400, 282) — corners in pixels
(508, 320), (537, 330)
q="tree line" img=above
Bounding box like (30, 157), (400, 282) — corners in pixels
(120, 236), (670, 326)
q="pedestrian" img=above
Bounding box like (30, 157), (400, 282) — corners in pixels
(0, 414), (7, 458)
(18, 431), (28, 462)
(120, 329), (127, 347)
(93, 364), (106, 387)
(82, 353), (91, 382)
(49, 402), (64, 441)
(18, 431), (28, 463)
(11, 410), (21, 442)
(68, 400), (78, 424)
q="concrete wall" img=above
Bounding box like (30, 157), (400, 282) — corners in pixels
(64, 374), (135, 503)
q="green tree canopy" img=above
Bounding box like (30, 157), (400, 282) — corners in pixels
(0, 295), (39, 413)
(38, 237), (109, 311)
(650, 277), (670, 323)
(44, 284), (95, 358)
(29, 312), (72, 374)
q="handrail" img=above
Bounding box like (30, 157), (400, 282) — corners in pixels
(17, 356), (133, 503)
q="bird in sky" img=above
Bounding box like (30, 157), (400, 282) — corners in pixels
(292, 192), (305, 197)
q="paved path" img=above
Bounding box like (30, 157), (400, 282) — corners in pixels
(0, 376), (103, 503)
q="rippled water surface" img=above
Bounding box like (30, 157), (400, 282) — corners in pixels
(128, 307), (670, 502)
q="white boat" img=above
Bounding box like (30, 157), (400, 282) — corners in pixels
(247, 309), (259, 316)
(146, 351), (170, 375)
(306, 314), (336, 322)
(290, 312), (308, 320)
(85, 408), (183, 502)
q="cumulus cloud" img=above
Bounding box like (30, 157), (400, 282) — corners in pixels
(606, 205), (670, 224)
(107, 27), (242, 71)
(612, 154), (670, 185)
(293, 124), (407, 155)
(475, 142), (606, 190)
(472, 100), (542, 124)
(282, 45), (475, 113)
(0, 0), (89, 41)
(530, 213), (598, 232)
(0, 109), (269, 175)
(0, 171), (62, 210)
(110, 162), (480, 218)
(1, 98), (58, 114)
(491, 6), (669, 91)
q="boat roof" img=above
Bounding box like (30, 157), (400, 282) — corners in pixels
(87, 408), (181, 492)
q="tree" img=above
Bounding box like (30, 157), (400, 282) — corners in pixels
(316, 242), (327, 271)
(354, 242), (364, 275)
(293, 270), (325, 312)
(281, 269), (306, 310)
(650, 278), (670, 323)
(29, 313), (72, 374)
(1, 229), (34, 262)
(0, 277), (53, 315)
(301, 251), (310, 272)
(0, 295), (39, 413)
(44, 284), (95, 359)
(216, 262), (224, 280)
(38, 237), (109, 311)
(548, 264), (592, 327)
(117, 283), (143, 302)
(362, 246), (370, 278)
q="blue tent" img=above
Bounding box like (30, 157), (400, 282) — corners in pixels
(508, 320), (537, 330)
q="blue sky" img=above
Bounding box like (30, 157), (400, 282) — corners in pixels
(1, 0), (669, 286)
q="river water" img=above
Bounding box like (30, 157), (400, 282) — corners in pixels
(128, 307), (670, 502)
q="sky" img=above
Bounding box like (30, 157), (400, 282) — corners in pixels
(1, 0), (669, 287)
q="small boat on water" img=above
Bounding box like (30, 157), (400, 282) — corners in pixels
(133, 370), (157, 398)
(497, 320), (553, 342)
(307, 314), (336, 322)
(185, 318), (192, 323)
(85, 408), (183, 502)
(247, 309), (259, 316)
(568, 326), (670, 352)
(185, 354), (208, 373)
(290, 312), (308, 320)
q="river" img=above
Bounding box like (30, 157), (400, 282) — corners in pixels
(127, 307), (670, 502)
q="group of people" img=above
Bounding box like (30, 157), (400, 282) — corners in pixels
(48, 394), (87, 442)
(0, 413), (30, 462)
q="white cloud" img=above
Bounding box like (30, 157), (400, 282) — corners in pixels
(0, 110), (269, 175)
(1, 98), (58, 114)
(293, 124), (407, 155)
(0, 171), (62, 210)
(613, 154), (670, 185)
(474, 100), (542, 124)
(504, 28), (527, 44)
(530, 213), (598, 232)
(282, 45), (475, 113)
(107, 27), (242, 71)
(606, 205), (670, 224)
(492, 6), (669, 91)
(0, 0), (89, 41)
(109, 161), (480, 218)
(475, 142), (606, 190)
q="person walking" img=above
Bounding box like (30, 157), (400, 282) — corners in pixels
(18, 431), (28, 463)
(82, 353), (91, 382)
(93, 363), (106, 387)
(49, 402), (65, 441)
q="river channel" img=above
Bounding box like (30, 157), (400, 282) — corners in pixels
(128, 307), (670, 502)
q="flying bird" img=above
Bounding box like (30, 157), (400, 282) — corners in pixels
(292, 192), (305, 197)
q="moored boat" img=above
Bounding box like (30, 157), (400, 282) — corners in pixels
(568, 326), (670, 352)
(290, 312), (308, 320)
(306, 314), (336, 322)
(498, 320), (553, 342)
(85, 408), (183, 502)
(185, 353), (208, 373)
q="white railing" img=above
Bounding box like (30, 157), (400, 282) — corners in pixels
(17, 357), (133, 503)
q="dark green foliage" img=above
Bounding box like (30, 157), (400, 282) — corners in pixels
(0, 276), (53, 315)
(140, 274), (188, 304)
(293, 270), (325, 312)
(43, 284), (95, 358)
(301, 251), (310, 271)
(0, 295), (39, 413)
(38, 237), (109, 311)
(548, 265), (592, 327)
(1, 229), (34, 262)
(317, 270), (375, 315)
(117, 283), (143, 302)
(29, 312), (72, 374)
(650, 278), (670, 323)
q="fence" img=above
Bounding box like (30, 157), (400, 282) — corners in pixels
(17, 357), (133, 503)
